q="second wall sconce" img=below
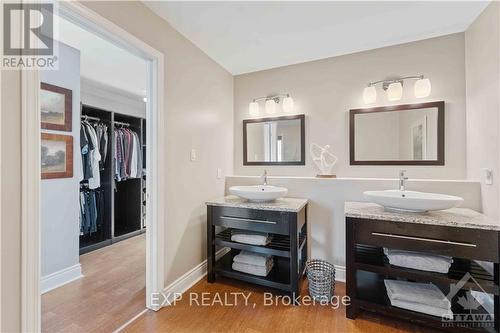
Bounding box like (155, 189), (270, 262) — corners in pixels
(363, 75), (431, 104)
(249, 94), (294, 116)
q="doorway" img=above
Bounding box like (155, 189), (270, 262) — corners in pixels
(21, 2), (165, 332)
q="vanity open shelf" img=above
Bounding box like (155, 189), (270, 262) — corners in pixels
(215, 251), (292, 292)
(355, 270), (493, 333)
(354, 244), (498, 295)
(215, 228), (306, 258)
(207, 196), (308, 296)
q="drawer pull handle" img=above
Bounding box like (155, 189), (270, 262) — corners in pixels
(371, 232), (477, 248)
(221, 216), (277, 225)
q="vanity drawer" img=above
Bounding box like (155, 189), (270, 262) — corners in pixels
(211, 206), (289, 235)
(351, 218), (499, 262)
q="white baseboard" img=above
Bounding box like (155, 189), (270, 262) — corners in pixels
(335, 265), (346, 282)
(41, 263), (83, 294)
(162, 248), (229, 306)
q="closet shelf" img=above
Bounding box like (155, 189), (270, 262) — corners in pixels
(354, 244), (498, 295)
(215, 228), (306, 258)
(215, 252), (291, 292)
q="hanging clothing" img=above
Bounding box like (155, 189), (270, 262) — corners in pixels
(114, 126), (142, 182)
(85, 122), (101, 189)
(79, 188), (103, 236)
(80, 119), (109, 189)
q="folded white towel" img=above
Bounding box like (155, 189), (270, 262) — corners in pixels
(233, 251), (272, 267)
(383, 248), (453, 273)
(232, 261), (274, 277)
(231, 230), (271, 246)
(389, 298), (454, 318)
(384, 280), (451, 310)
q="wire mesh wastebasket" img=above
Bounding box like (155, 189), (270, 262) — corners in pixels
(306, 259), (336, 301)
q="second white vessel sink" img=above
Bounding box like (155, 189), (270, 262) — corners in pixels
(364, 190), (464, 213)
(229, 185), (288, 202)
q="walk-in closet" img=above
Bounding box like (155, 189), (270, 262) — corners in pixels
(79, 105), (147, 254)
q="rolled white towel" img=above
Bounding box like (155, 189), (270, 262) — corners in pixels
(231, 230), (271, 246)
(232, 260), (274, 277)
(384, 280), (451, 310)
(233, 251), (272, 267)
(383, 248), (453, 273)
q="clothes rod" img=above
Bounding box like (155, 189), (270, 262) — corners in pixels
(114, 120), (130, 127)
(81, 115), (100, 121)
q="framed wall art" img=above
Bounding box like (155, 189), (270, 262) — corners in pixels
(41, 133), (73, 179)
(40, 82), (73, 132)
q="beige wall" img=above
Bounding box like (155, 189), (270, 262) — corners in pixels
(465, 2), (500, 220)
(234, 34), (467, 179)
(1, 1), (234, 331)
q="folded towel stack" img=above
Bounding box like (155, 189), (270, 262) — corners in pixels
(231, 229), (272, 246)
(384, 248), (453, 273)
(384, 280), (453, 317)
(232, 251), (274, 277)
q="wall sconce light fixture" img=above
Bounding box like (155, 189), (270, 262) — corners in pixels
(248, 94), (294, 116)
(363, 75), (431, 104)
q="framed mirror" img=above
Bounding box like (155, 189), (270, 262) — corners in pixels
(243, 114), (305, 165)
(350, 101), (444, 165)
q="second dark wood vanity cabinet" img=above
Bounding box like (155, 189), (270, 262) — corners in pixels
(346, 202), (500, 333)
(206, 197), (308, 297)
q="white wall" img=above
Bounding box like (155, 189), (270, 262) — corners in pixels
(40, 43), (82, 289)
(465, 2), (500, 221)
(234, 33), (467, 179)
(226, 176), (481, 272)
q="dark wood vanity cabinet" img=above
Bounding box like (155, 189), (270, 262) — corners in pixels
(346, 215), (500, 333)
(206, 201), (308, 297)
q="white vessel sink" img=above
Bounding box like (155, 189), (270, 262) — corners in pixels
(229, 185), (288, 202)
(364, 190), (464, 213)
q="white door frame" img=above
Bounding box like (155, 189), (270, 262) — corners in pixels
(21, 2), (166, 331)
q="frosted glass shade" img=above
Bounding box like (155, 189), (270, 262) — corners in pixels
(387, 82), (403, 101)
(265, 99), (276, 114)
(249, 101), (259, 116)
(282, 96), (294, 113)
(414, 78), (431, 98)
(363, 86), (377, 104)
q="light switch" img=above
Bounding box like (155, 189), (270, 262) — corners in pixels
(190, 149), (197, 161)
(217, 168), (222, 179)
(482, 168), (493, 185)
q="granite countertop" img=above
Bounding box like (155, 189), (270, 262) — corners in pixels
(206, 195), (308, 212)
(345, 201), (500, 231)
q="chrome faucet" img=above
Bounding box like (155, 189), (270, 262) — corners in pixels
(262, 170), (268, 186)
(399, 170), (409, 191)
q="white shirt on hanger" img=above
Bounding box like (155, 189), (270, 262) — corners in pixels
(85, 123), (101, 189)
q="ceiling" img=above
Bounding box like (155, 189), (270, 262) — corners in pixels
(145, 1), (489, 75)
(56, 16), (148, 97)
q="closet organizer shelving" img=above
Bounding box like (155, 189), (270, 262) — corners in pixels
(80, 104), (146, 255)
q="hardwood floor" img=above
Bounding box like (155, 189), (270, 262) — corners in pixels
(42, 234), (146, 333)
(123, 276), (440, 333)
